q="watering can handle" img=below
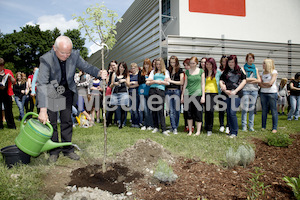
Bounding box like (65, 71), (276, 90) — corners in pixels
(20, 112), (53, 135)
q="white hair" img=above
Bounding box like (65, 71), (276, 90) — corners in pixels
(54, 36), (73, 49)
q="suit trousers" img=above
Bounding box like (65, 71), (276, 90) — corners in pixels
(47, 88), (74, 155)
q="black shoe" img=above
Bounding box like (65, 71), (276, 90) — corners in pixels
(65, 152), (80, 160)
(48, 154), (59, 163)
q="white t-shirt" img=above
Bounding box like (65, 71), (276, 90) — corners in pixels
(260, 70), (278, 93)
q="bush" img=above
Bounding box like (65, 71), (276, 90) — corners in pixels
(226, 145), (255, 168)
(283, 175), (300, 200)
(154, 159), (178, 183)
(266, 133), (293, 147)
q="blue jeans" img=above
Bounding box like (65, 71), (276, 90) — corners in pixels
(129, 89), (140, 125)
(241, 90), (258, 128)
(139, 95), (153, 127)
(288, 95), (300, 120)
(226, 97), (241, 136)
(166, 89), (181, 130)
(260, 93), (278, 130)
(15, 95), (27, 120)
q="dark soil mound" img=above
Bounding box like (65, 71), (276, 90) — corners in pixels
(68, 163), (143, 194)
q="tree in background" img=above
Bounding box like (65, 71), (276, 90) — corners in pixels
(0, 25), (88, 74)
(73, 3), (122, 172)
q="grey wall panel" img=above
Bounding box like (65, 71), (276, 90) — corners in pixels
(167, 35), (300, 80)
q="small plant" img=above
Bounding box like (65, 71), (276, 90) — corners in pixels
(225, 147), (240, 168)
(154, 159), (178, 183)
(266, 133), (293, 147)
(237, 145), (255, 168)
(283, 175), (300, 200)
(246, 167), (271, 200)
(225, 145), (255, 168)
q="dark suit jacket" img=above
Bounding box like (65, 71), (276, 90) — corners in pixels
(37, 49), (100, 108)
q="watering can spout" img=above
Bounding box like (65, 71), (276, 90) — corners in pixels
(40, 140), (72, 153)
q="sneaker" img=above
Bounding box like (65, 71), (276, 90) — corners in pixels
(249, 127), (255, 132)
(96, 119), (100, 123)
(65, 152), (80, 160)
(207, 131), (212, 136)
(48, 154), (58, 163)
(229, 134), (237, 138)
(242, 126), (247, 131)
(282, 112), (285, 115)
(147, 126), (153, 130)
(165, 130), (170, 133)
(173, 129), (178, 135)
(152, 128), (159, 133)
(287, 118), (292, 121)
(295, 118), (299, 121)
(162, 131), (170, 136)
(225, 127), (230, 134)
(141, 126), (146, 130)
(219, 126), (225, 132)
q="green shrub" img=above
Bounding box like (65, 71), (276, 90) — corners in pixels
(154, 159), (178, 183)
(283, 175), (300, 200)
(246, 167), (271, 200)
(266, 133), (293, 147)
(226, 145), (255, 168)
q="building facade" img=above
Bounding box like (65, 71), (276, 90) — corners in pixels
(88, 0), (300, 79)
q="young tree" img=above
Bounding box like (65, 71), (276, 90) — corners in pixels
(73, 3), (122, 172)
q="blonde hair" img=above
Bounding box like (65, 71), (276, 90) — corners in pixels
(264, 59), (275, 73)
(154, 57), (166, 75)
(280, 78), (288, 88)
(16, 72), (27, 85)
(130, 62), (138, 69)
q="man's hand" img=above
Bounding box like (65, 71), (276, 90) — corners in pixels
(98, 70), (108, 80)
(38, 108), (49, 124)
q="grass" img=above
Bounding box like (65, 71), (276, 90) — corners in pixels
(0, 102), (299, 199)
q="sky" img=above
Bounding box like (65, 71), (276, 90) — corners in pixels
(1, 0), (135, 56)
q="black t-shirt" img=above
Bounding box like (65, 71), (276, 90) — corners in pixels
(290, 80), (300, 96)
(220, 68), (246, 98)
(166, 68), (183, 90)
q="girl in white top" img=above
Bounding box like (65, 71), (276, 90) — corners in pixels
(259, 59), (278, 133)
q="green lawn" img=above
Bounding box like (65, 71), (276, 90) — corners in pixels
(0, 102), (299, 199)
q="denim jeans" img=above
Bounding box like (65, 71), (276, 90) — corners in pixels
(260, 93), (278, 130)
(166, 89), (181, 130)
(226, 96), (241, 136)
(139, 95), (153, 127)
(288, 95), (300, 120)
(15, 95), (27, 120)
(129, 89), (140, 125)
(241, 90), (258, 128)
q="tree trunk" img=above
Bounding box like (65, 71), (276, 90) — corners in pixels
(101, 45), (107, 173)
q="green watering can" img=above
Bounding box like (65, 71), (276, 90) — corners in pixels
(15, 112), (72, 157)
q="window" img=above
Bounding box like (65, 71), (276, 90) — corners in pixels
(162, 0), (170, 24)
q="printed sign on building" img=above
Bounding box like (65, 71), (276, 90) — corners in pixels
(189, 0), (246, 17)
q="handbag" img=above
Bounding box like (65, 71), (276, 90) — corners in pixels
(105, 86), (112, 96)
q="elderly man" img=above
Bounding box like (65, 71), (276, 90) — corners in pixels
(37, 36), (107, 162)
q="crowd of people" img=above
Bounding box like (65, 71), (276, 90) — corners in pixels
(1, 54), (300, 138)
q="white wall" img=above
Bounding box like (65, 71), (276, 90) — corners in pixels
(179, 0), (300, 44)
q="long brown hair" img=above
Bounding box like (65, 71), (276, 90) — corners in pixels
(116, 62), (129, 78)
(16, 72), (27, 85)
(141, 58), (152, 76)
(154, 57), (166, 75)
(168, 55), (180, 73)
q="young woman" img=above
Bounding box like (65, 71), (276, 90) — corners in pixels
(220, 55), (246, 138)
(106, 60), (118, 126)
(165, 56), (184, 134)
(128, 63), (140, 128)
(259, 59), (278, 133)
(204, 58), (221, 136)
(287, 72), (300, 120)
(139, 58), (153, 130)
(13, 72), (29, 120)
(277, 78), (288, 115)
(199, 57), (207, 69)
(182, 58), (194, 132)
(146, 57), (170, 135)
(218, 55), (229, 134)
(90, 77), (103, 123)
(181, 56), (205, 136)
(110, 62), (130, 129)
(241, 53), (261, 132)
